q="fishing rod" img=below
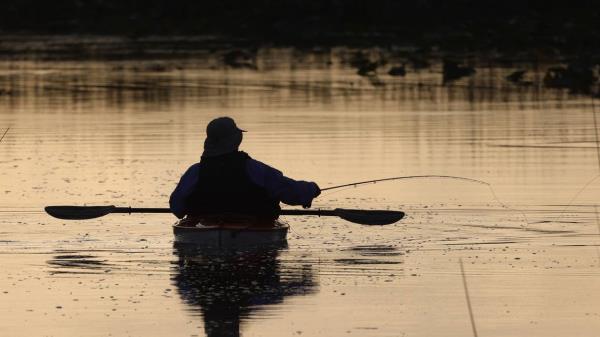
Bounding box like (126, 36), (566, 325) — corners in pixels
(322, 175), (490, 192)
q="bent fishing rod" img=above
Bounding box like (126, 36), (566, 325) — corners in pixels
(321, 175), (490, 192)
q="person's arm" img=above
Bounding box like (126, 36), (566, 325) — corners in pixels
(246, 159), (320, 207)
(169, 163), (201, 218)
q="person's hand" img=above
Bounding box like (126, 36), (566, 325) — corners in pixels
(303, 182), (321, 208)
(313, 182), (321, 197)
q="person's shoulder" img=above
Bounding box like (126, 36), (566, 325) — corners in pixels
(245, 156), (283, 179)
(247, 157), (279, 171)
(182, 162), (201, 174)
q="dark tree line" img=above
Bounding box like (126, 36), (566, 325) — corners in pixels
(1, 0), (599, 51)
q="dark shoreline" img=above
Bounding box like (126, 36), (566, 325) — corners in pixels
(0, 34), (595, 62)
(2, 0), (600, 57)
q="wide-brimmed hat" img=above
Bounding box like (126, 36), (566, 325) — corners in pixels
(202, 117), (246, 157)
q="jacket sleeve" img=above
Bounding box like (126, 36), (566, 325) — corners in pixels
(169, 163), (200, 218)
(246, 159), (320, 206)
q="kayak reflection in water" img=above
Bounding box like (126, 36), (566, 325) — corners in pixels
(170, 117), (321, 223)
(172, 243), (317, 337)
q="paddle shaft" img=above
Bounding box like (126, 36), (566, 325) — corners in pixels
(110, 207), (336, 217)
(45, 205), (403, 224)
(112, 207), (170, 214)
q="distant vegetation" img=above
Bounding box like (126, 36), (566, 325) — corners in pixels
(1, 0), (599, 53)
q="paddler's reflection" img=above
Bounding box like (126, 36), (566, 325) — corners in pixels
(172, 242), (316, 337)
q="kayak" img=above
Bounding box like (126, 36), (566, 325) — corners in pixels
(172, 216), (289, 247)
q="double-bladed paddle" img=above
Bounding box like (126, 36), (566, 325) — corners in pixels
(44, 205), (404, 225)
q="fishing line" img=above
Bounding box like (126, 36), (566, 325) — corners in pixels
(0, 127), (9, 143)
(318, 93), (600, 228)
(547, 95), (600, 262)
(321, 175), (530, 226)
(286, 215), (327, 241)
(287, 223), (306, 239)
(531, 96), (600, 229)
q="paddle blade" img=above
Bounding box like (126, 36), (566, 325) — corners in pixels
(45, 206), (117, 220)
(334, 209), (405, 225)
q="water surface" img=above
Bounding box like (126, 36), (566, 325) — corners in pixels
(1, 47), (600, 337)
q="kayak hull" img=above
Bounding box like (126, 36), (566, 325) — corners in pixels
(172, 218), (289, 248)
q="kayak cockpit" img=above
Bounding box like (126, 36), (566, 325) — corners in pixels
(172, 216), (289, 248)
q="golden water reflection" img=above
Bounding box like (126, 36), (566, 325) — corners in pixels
(1, 47), (600, 336)
(172, 243), (316, 337)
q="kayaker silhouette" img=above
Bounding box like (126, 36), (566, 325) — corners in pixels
(170, 117), (321, 223)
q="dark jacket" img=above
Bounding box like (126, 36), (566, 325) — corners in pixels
(184, 152), (280, 219)
(170, 151), (320, 219)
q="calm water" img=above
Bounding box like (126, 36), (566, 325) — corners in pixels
(1, 46), (600, 337)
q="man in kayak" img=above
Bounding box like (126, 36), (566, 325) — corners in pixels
(170, 117), (321, 221)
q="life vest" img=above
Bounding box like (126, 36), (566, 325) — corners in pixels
(184, 151), (281, 219)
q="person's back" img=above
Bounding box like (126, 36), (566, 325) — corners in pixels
(184, 151), (280, 219)
(170, 117), (320, 222)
